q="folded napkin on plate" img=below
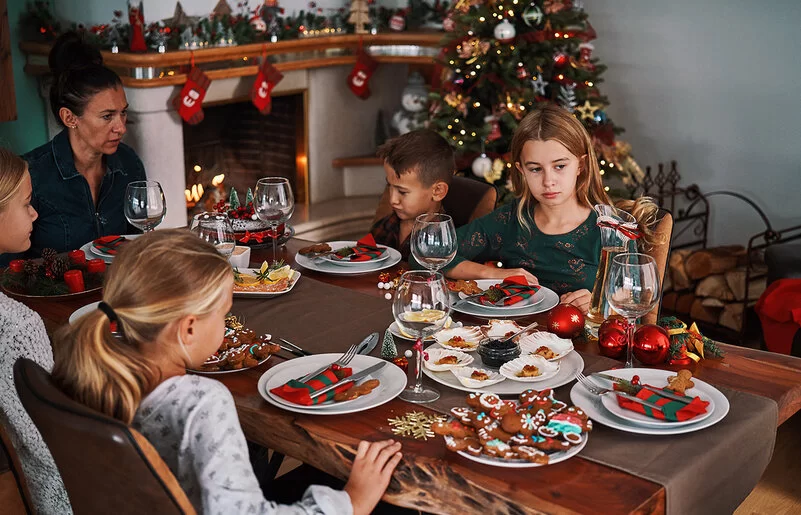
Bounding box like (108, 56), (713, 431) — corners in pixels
(615, 384), (710, 422)
(479, 275), (540, 306)
(92, 235), (127, 255)
(270, 367), (354, 406)
(332, 234), (384, 262)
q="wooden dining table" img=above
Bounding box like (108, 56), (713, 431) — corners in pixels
(18, 238), (801, 515)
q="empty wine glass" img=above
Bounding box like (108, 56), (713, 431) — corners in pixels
(393, 270), (451, 403)
(254, 177), (294, 263)
(605, 253), (661, 368)
(411, 213), (458, 271)
(124, 181), (166, 232)
(191, 212), (236, 258)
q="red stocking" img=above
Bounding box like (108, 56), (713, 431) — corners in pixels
(251, 61), (284, 115)
(347, 49), (378, 100)
(171, 67), (211, 125)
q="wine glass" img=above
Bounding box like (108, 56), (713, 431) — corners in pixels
(254, 177), (294, 263)
(411, 213), (457, 271)
(191, 212), (236, 258)
(124, 181), (166, 232)
(393, 270), (451, 403)
(605, 253), (661, 368)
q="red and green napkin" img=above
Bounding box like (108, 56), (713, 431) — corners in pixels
(615, 385), (709, 422)
(332, 234), (385, 262)
(270, 367), (354, 406)
(479, 275), (540, 306)
(92, 235), (127, 255)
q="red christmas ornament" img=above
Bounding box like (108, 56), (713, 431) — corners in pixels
(598, 323), (627, 359)
(516, 64), (529, 80)
(599, 315), (628, 338)
(632, 325), (670, 365)
(553, 52), (568, 68)
(484, 115), (501, 142)
(389, 13), (406, 31)
(547, 304), (585, 339)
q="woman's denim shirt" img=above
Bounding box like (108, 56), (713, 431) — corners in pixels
(21, 130), (146, 258)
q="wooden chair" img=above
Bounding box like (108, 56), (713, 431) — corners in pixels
(642, 210), (674, 325)
(0, 422), (33, 514)
(372, 175), (497, 227)
(13, 359), (196, 515)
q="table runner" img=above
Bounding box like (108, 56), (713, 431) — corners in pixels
(233, 277), (777, 515)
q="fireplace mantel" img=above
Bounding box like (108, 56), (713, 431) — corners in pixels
(20, 32), (442, 88)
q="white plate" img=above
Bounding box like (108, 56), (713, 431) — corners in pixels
(595, 369), (716, 428)
(434, 326), (484, 352)
(69, 301), (101, 324)
(258, 353), (407, 415)
(569, 369), (730, 435)
(80, 234), (142, 262)
(452, 284), (559, 318)
(388, 320), (462, 342)
(450, 366), (505, 389)
(518, 332), (575, 361)
(320, 241), (391, 266)
(458, 279), (544, 312)
(499, 355), (560, 383)
(456, 435), (587, 468)
(423, 348), (473, 372)
(295, 241), (402, 275)
(422, 345), (584, 395)
(481, 320), (523, 340)
(233, 269), (301, 298)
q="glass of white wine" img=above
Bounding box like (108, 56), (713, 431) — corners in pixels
(393, 270), (451, 403)
(124, 180), (166, 232)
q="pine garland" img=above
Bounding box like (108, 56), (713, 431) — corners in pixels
(659, 316), (724, 359)
(2, 251), (104, 297)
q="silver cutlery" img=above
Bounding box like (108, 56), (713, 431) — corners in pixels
(278, 338), (312, 356)
(453, 291), (515, 308)
(593, 373), (693, 404)
(297, 344), (358, 383)
(309, 362), (386, 399)
(355, 332), (379, 355)
(575, 371), (664, 411)
(278, 344), (306, 358)
(499, 321), (539, 343)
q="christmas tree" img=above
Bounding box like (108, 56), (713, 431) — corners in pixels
(429, 0), (643, 202)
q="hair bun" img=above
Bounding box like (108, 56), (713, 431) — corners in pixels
(49, 31), (104, 77)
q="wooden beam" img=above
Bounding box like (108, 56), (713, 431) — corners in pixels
(0, 0), (18, 122)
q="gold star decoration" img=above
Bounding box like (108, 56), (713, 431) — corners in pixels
(576, 100), (598, 122)
(387, 412), (445, 441)
(551, 321), (560, 330)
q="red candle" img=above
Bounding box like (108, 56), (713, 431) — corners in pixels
(86, 259), (106, 273)
(68, 249), (86, 265)
(9, 259), (25, 273)
(63, 270), (85, 293)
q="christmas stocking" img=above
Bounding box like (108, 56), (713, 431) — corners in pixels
(171, 67), (211, 125)
(251, 61), (284, 115)
(347, 49), (378, 100)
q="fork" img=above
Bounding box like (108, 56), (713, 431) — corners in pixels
(297, 344), (358, 383)
(575, 371), (663, 411)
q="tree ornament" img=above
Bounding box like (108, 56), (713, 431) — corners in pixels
(245, 188), (254, 206)
(543, 0), (571, 14)
(598, 318), (627, 359)
(443, 14), (456, 32)
(250, 16), (267, 33)
(547, 304), (585, 339)
(484, 115), (501, 142)
(558, 84), (578, 112)
(632, 325), (670, 365)
(578, 42), (595, 70)
(531, 75), (549, 96)
(576, 100), (598, 122)
(493, 19), (516, 43)
(522, 4), (543, 27)
(471, 154), (493, 178)
(389, 13), (406, 31)
(229, 188), (241, 210)
(381, 330), (398, 359)
(348, 0), (371, 35)
(387, 411), (444, 440)
(171, 67), (211, 125)
(553, 51), (569, 68)
(484, 158), (505, 184)
(516, 63), (529, 80)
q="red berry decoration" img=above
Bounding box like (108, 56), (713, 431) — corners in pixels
(633, 324), (671, 365)
(391, 356), (409, 373)
(547, 304), (585, 339)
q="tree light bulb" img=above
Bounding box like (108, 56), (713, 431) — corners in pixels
(604, 186), (610, 191)
(600, 160), (606, 165)
(460, 130), (466, 135)
(600, 170), (605, 175)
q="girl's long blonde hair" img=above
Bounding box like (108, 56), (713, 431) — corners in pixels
(510, 104), (664, 248)
(0, 148), (27, 213)
(52, 229), (233, 424)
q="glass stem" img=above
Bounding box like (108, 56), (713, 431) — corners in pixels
(271, 223), (278, 263)
(626, 318), (636, 368)
(413, 337), (423, 393)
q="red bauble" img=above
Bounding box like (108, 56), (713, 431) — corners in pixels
(599, 315), (628, 337)
(547, 304), (585, 339)
(598, 328), (627, 358)
(633, 325), (670, 365)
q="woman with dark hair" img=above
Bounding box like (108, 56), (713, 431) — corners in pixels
(18, 32), (147, 259)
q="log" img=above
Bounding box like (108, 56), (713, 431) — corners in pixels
(669, 249), (694, 290)
(674, 292), (696, 315)
(695, 274), (736, 301)
(662, 291), (679, 311)
(684, 245), (745, 280)
(691, 298), (722, 325)
(701, 297), (726, 308)
(725, 266), (768, 301)
(719, 303), (745, 332)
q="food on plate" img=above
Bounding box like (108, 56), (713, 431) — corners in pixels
(533, 346), (556, 360)
(233, 261), (295, 293)
(499, 355), (559, 382)
(333, 379), (381, 402)
(666, 369), (695, 395)
(193, 316), (280, 373)
(434, 326), (483, 350)
(439, 391), (591, 464)
(518, 332), (573, 361)
(401, 309), (447, 323)
(517, 364), (541, 378)
(298, 242), (332, 255)
(436, 355), (460, 365)
(446, 336), (473, 349)
(470, 370), (490, 381)
(446, 279), (482, 295)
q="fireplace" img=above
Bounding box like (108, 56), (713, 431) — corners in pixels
(183, 93), (307, 219)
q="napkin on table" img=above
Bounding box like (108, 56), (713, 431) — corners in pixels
(615, 385), (710, 422)
(332, 234), (384, 262)
(479, 275), (540, 306)
(270, 367), (354, 406)
(92, 235), (127, 255)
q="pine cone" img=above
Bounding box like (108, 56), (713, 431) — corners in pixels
(23, 260), (41, 277)
(41, 248), (57, 264)
(50, 257), (70, 279)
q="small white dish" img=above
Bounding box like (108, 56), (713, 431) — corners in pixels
(434, 326), (484, 352)
(481, 319), (522, 340)
(423, 348), (473, 372)
(228, 246), (252, 268)
(518, 332), (575, 361)
(500, 355), (560, 383)
(450, 366), (505, 389)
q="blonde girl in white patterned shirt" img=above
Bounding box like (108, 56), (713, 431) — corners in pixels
(51, 229), (402, 514)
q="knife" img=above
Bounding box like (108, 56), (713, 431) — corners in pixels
(356, 332), (379, 355)
(593, 373), (693, 404)
(309, 362), (386, 399)
(297, 333), (378, 382)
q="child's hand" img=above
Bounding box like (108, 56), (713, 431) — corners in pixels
(344, 439), (403, 515)
(560, 289), (592, 313)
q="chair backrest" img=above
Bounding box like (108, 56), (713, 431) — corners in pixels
(642, 209), (674, 325)
(0, 422), (33, 514)
(372, 176), (497, 227)
(13, 358), (196, 515)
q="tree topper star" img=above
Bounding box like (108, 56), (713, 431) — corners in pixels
(531, 75), (549, 96)
(576, 100), (598, 121)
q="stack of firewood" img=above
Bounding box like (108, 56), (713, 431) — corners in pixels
(662, 245), (766, 332)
